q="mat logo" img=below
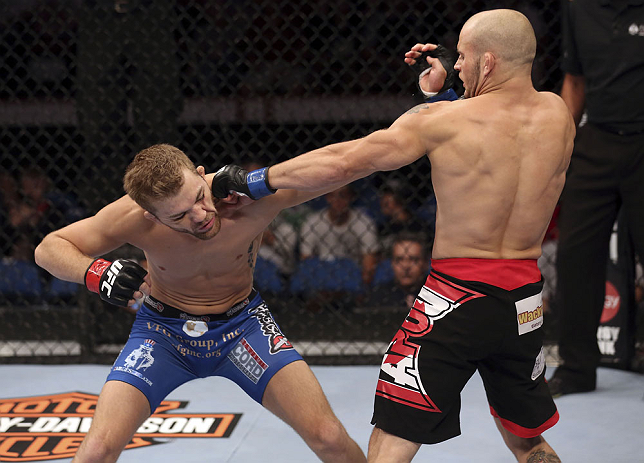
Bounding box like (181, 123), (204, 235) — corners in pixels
(0, 392), (242, 461)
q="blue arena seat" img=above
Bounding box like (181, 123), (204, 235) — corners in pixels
(290, 257), (362, 294)
(47, 278), (81, 301)
(372, 259), (433, 287)
(0, 259), (43, 302)
(253, 257), (284, 294)
(372, 258), (394, 286)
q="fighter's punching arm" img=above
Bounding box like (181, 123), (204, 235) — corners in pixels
(212, 105), (454, 196)
(212, 44), (457, 201)
(560, 73), (585, 127)
(267, 105), (454, 191)
(35, 196), (150, 307)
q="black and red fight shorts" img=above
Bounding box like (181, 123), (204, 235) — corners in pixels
(371, 258), (558, 444)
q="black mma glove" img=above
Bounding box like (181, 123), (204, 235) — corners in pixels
(411, 44), (459, 102)
(211, 165), (276, 200)
(85, 258), (147, 307)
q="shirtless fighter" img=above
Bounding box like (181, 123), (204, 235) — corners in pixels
(211, 9), (574, 463)
(34, 144), (366, 462)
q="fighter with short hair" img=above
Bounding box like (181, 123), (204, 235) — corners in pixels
(35, 143), (367, 463)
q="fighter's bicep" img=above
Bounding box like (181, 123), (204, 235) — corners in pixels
(55, 200), (143, 257)
(53, 215), (127, 258)
(348, 123), (427, 174)
(369, 108), (451, 171)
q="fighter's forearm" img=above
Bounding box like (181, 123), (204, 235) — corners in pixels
(34, 234), (94, 284)
(267, 139), (372, 191)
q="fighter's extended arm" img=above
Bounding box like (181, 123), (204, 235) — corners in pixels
(266, 105), (452, 191)
(35, 197), (150, 307)
(212, 105), (452, 195)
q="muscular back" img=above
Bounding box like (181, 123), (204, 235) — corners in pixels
(425, 90), (574, 259)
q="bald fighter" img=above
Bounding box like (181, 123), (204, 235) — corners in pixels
(213, 9), (573, 463)
(34, 144), (366, 463)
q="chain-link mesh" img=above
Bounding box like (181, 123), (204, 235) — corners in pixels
(1, 0), (636, 366)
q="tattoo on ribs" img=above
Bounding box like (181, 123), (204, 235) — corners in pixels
(526, 450), (561, 463)
(247, 242), (254, 268)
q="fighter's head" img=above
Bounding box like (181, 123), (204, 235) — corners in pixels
(455, 9), (536, 98)
(124, 144), (221, 240)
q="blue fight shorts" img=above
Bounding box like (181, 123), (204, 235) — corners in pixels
(106, 289), (302, 412)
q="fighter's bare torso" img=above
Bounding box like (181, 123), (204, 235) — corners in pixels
(69, 173), (311, 315)
(127, 199), (266, 314)
(419, 89), (574, 259)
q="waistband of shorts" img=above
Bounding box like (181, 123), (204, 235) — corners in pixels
(142, 288), (258, 321)
(431, 258), (541, 291)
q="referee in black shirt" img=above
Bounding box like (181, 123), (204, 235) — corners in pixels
(550, 0), (644, 396)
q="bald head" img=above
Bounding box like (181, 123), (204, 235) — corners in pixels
(462, 9), (536, 67)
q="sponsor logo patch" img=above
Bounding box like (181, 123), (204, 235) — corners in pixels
(144, 296), (165, 313)
(531, 346), (546, 380)
(227, 338), (268, 384)
(226, 297), (250, 317)
(112, 339), (156, 386)
(182, 320), (208, 338)
(0, 392), (241, 461)
(377, 272), (485, 412)
(515, 293), (543, 335)
(248, 303), (293, 354)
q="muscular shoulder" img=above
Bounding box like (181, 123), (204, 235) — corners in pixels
(46, 195), (152, 258)
(94, 195), (153, 238)
(98, 195), (145, 220)
(539, 91), (571, 113)
(392, 99), (462, 150)
(537, 91), (576, 134)
(400, 100), (461, 125)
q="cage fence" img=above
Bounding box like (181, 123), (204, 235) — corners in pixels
(3, 0), (639, 368)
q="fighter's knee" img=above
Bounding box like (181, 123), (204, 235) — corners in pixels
(304, 417), (349, 454)
(506, 435), (543, 455)
(73, 435), (122, 463)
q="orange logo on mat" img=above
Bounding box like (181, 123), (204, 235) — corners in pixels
(0, 392), (241, 462)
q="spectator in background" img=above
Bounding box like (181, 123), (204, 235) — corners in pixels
(75, 0), (181, 211)
(0, 167), (86, 303)
(258, 219), (298, 278)
(549, 0), (644, 397)
(377, 178), (431, 254)
(300, 184), (379, 286)
(366, 232), (429, 311)
(241, 159), (299, 279)
(4, 167), (85, 261)
(0, 170), (20, 257)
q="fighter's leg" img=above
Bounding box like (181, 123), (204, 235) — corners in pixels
(494, 418), (560, 463)
(367, 426), (420, 463)
(261, 360), (366, 463)
(73, 380), (151, 463)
